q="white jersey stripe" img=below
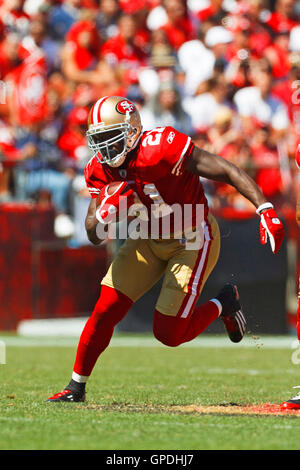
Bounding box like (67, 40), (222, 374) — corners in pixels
(171, 136), (191, 176)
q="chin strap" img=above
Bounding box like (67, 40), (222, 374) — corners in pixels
(127, 130), (143, 154)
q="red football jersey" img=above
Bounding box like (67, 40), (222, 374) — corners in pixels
(84, 126), (209, 236)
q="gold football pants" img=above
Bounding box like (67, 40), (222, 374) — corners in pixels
(101, 215), (220, 317)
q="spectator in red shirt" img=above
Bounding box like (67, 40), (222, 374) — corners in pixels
(101, 14), (148, 85)
(119, 0), (146, 13)
(264, 31), (291, 79)
(266, 0), (298, 33)
(224, 16), (255, 89)
(57, 106), (90, 168)
(119, 0), (151, 53)
(226, 0), (272, 58)
(272, 52), (300, 136)
(196, 0), (227, 24)
(159, 0), (196, 51)
(60, 19), (122, 94)
(250, 125), (284, 203)
(65, 19), (101, 71)
(226, 16), (252, 61)
(0, 32), (21, 80)
(242, 0), (272, 58)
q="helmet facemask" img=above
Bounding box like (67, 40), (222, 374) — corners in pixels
(87, 111), (141, 167)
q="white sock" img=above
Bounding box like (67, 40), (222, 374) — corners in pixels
(210, 298), (222, 316)
(72, 371), (89, 384)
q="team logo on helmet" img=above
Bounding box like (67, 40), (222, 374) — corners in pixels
(116, 100), (136, 115)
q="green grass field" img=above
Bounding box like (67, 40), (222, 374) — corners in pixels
(1, 333), (300, 450)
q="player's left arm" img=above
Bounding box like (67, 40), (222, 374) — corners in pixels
(186, 146), (285, 253)
(187, 146), (266, 207)
(85, 198), (103, 245)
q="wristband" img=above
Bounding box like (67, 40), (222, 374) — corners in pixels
(256, 202), (274, 216)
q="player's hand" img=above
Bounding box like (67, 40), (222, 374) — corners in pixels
(96, 182), (135, 224)
(257, 204), (285, 254)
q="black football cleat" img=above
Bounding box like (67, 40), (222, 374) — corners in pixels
(47, 388), (85, 403)
(216, 283), (246, 343)
(280, 387), (300, 410)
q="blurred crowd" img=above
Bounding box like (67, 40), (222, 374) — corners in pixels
(0, 0), (299, 241)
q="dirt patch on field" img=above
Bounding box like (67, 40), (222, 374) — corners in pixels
(82, 402), (300, 417)
(172, 403), (300, 417)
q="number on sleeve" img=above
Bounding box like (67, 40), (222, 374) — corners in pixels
(142, 127), (165, 147)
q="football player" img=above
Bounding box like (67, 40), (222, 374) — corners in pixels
(280, 143), (300, 411)
(47, 96), (285, 402)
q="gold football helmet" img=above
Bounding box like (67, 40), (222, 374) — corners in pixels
(86, 96), (142, 167)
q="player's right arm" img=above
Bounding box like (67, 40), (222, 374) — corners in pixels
(84, 157), (108, 245)
(85, 181), (136, 245)
(85, 198), (104, 245)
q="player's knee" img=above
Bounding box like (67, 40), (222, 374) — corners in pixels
(92, 286), (132, 328)
(153, 310), (183, 347)
(91, 308), (112, 329)
(154, 330), (182, 347)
